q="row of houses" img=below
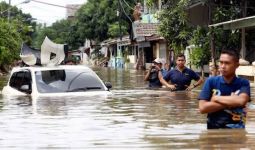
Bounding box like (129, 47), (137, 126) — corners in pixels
(99, 0), (171, 70)
(97, 0), (208, 71)
(70, 0), (255, 81)
(98, 0), (255, 79)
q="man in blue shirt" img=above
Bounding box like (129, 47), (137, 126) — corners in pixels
(198, 50), (250, 129)
(159, 53), (203, 91)
(144, 58), (167, 88)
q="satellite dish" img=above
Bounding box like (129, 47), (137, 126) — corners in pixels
(41, 36), (65, 66)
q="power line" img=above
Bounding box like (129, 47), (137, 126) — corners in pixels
(119, 0), (132, 23)
(26, 5), (64, 18)
(30, 0), (78, 10)
(122, 0), (135, 11)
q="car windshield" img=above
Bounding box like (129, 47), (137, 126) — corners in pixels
(35, 69), (105, 93)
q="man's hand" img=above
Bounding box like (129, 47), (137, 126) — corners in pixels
(149, 65), (154, 70)
(186, 85), (194, 91)
(167, 84), (176, 91)
(154, 65), (160, 71)
(211, 95), (219, 102)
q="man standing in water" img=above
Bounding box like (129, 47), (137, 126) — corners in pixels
(198, 50), (250, 129)
(159, 53), (203, 91)
(144, 58), (167, 88)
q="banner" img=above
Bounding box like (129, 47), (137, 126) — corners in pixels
(132, 22), (159, 38)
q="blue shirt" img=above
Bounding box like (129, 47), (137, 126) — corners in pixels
(198, 76), (250, 129)
(163, 67), (200, 90)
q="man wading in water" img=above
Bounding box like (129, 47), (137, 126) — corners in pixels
(198, 50), (250, 129)
(144, 58), (167, 88)
(158, 53), (203, 91)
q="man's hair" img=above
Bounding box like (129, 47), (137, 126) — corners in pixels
(176, 53), (186, 60)
(221, 50), (240, 62)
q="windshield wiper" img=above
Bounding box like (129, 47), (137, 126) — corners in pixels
(66, 87), (101, 92)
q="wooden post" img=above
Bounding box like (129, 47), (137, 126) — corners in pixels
(209, 0), (217, 75)
(241, 0), (247, 59)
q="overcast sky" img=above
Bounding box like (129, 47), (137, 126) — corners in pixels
(1, 0), (87, 25)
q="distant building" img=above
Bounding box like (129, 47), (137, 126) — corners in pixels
(66, 4), (82, 19)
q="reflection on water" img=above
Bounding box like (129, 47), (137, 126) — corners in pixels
(0, 67), (255, 149)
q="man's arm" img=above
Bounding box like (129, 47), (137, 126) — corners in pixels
(186, 77), (204, 91)
(144, 66), (152, 81)
(158, 71), (176, 90)
(199, 100), (226, 114)
(144, 67), (152, 81)
(194, 77), (204, 87)
(198, 77), (227, 114)
(212, 93), (249, 107)
(199, 92), (249, 114)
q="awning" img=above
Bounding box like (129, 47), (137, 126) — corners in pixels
(209, 15), (255, 30)
(117, 36), (131, 46)
(145, 34), (164, 41)
(138, 41), (150, 48)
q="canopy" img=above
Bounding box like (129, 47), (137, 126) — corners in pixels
(20, 43), (41, 66)
(41, 36), (65, 66)
(20, 36), (66, 66)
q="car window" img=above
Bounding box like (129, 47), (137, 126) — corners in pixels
(35, 69), (106, 93)
(9, 70), (32, 93)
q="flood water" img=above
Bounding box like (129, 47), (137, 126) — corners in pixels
(0, 67), (255, 149)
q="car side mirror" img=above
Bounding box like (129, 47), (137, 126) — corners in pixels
(104, 82), (112, 90)
(20, 84), (31, 94)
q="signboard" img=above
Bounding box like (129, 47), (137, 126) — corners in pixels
(132, 22), (159, 39)
(138, 41), (150, 48)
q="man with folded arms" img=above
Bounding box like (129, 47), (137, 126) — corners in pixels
(198, 50), (250, 129)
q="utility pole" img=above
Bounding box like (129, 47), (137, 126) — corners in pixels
(241, 0), (247, 59)
(4, 0), (31, 22)
(7, 0), (11, 22)
(208, 0), (217, 76)
(117, 0), (122, 41)
(116, 0), (123, 68)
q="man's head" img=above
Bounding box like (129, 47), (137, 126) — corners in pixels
(152, 58), (163, 68)
(175, 53), (186, 68)
(219, 50), (240, 77)
(135, 3), (142, 10)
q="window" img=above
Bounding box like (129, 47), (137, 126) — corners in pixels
(9, 70), (32, 93)
(35, 69), (105, 93)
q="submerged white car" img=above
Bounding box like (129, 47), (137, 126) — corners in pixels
(2, 65), (112, 97)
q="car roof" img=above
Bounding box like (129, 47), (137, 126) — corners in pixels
(11, 65), (93, 73)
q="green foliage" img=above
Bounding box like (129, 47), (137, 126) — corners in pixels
(158, 0), (192, 53)
(75, 0), (131, 42)
(212, 6), (241, 51)
(108, 22), (121, 38)
(0, 19), (22, 68)
(33, 19), (83, 50)
(108, 22), (128, 38)
(158, 0), (243, 64)
(146, 0), (155, 8)
(189, 27), (210, 68)
(33, 0), (133, 51)
(0, 2), (36, 70)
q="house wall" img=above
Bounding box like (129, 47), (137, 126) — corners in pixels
(159, 41), (167, 59)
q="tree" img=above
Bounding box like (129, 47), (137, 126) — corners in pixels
(0, 2), (36, 72)
(189, 27), (211, 77)
(212, 6), (241, 52)
(158, 0), (193, 54)
(75, 0), (132, 42)
(33, 19), (83, 50)
(0, 19), (22, 72)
